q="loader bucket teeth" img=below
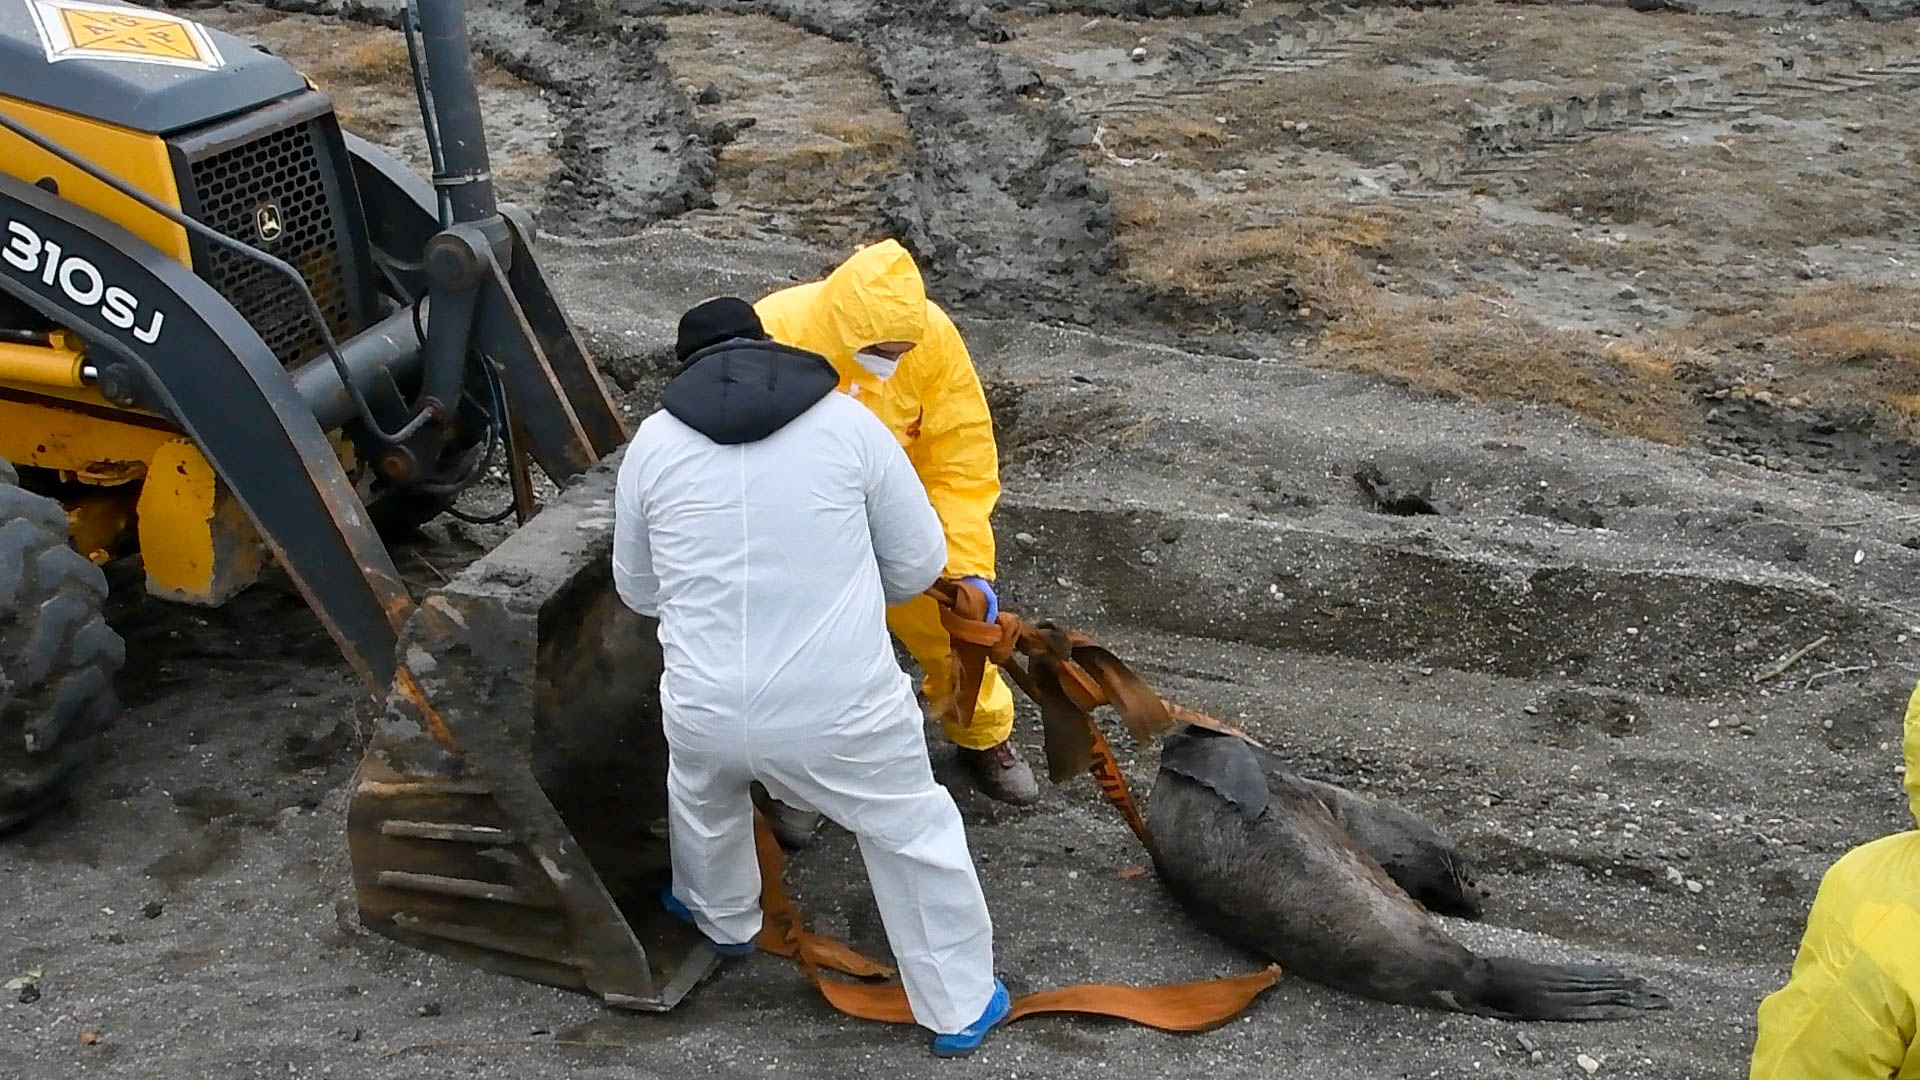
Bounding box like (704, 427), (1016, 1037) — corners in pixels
(346, 453), (716, 1010)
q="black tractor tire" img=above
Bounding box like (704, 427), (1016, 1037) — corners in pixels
(0, 458), (126, 832)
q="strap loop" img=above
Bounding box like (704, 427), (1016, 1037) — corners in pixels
(746, 580), (1282, 1035)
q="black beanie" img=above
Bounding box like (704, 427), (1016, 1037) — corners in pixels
(676, 296), (768, 363)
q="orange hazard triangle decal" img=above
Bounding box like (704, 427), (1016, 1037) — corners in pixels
(28, 0), (225, 71)
(60, 9), (201, 62)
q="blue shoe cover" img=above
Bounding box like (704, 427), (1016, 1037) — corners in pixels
(931, 979), (1011, 1058)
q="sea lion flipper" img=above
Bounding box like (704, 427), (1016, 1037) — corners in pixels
(1158, 726), (1268, 820)
(1465, 957), (1673, 1021)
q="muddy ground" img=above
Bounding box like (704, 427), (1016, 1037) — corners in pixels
(9, 0), (1920, 1076)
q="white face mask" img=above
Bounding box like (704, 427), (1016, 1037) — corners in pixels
(855, 349), (900, 380)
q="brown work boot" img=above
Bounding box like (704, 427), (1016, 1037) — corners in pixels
(958, 741), (1041, 805)
(751, 782), (822, 849)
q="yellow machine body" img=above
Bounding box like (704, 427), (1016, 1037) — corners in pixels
(0, 91), (266, 599)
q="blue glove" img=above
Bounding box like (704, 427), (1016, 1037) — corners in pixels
(960, 576), (998, 622)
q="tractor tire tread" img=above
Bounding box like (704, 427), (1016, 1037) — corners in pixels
(0, 463), (126, 833)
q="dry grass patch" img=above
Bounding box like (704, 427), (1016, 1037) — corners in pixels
(1100, 114), (1233, 160)
(658, 13), (909, 244)
(1321, 292), (1698, 444)
(1107, 176), (1696, 441)
(1146, 211), (1386, 315)
(1103, 70), (1491, 170)
(1661, 284), (1920, 435)
(1523, 131), (1916, 255)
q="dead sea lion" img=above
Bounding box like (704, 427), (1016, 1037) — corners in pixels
(1286, 763), (1490, 920)
(1145, 725), (1670, 1021)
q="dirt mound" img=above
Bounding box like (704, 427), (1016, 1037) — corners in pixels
(702, 0), (1128, 317)
(245, 0), (717, 229)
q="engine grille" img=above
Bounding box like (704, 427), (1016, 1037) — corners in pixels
(186, 120), (352, 367)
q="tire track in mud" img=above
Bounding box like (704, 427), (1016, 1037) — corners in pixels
(627, 0), (1129, 321)
(244, 0), (716, 231)
(1089, 0), (1412, 118)
(1438, 43), (1920, 184)
(1041, 0), (1920, 196)
(976, 0), (1239, 13)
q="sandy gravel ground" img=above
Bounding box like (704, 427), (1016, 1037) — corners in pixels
(10, 0), (1920, 1077)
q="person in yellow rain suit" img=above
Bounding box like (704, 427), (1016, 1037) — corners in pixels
(749, 239), (1039, 845)
(1748, 680), (1920, 1078)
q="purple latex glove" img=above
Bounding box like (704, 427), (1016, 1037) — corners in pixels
(959, 576), (998, 622)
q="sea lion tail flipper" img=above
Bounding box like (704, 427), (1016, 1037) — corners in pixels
(1462, 957), (1672, 1021)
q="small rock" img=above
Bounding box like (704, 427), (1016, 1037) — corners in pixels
(1139, 549), (1161, 566)
(1708, 718), (1721, 729)
(1665, 866), (1686, 885)
(141, 900), (164, 920)
(1129, 45), (1147, 61)
(1578, 1053), (1601, 1073)
(1530, 1050), (1546, 1065)
(17, 983), (40, 1005)
(1523, 704), (1540, 715)
(695, 83), (725, 106)
(1515, 1033), (1538, 1053)
(418, 1002), (443, 1018)
(1013, 531), (1042, 553)
(1159, 524), (1185, 543)
(1615, 285), (1639, 300)
(106, 932), (125, 945)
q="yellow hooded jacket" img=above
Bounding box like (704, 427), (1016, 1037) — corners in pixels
(1749, 683), (1920, 1078)
(753, 240), (1000, 580)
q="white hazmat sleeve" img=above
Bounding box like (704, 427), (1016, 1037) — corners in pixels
(611, 443), (662, 618)
(860, 414), (949, 606)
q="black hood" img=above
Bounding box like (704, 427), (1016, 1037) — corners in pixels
(661, 339), (840, 445)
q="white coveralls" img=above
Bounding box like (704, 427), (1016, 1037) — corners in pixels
(612, 387), (997, 1035)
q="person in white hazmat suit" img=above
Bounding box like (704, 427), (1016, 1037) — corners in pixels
(611, 297), (1012, 1056)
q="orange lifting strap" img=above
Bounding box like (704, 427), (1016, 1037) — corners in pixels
(746, 579), (1281, 1034)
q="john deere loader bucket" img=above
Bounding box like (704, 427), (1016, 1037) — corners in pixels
(344, 455), (718, 1009)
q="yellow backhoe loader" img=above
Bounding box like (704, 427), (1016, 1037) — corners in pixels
(1, 0), (724, 1009)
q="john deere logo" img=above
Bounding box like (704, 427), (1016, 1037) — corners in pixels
(254, 202), (284, 243)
